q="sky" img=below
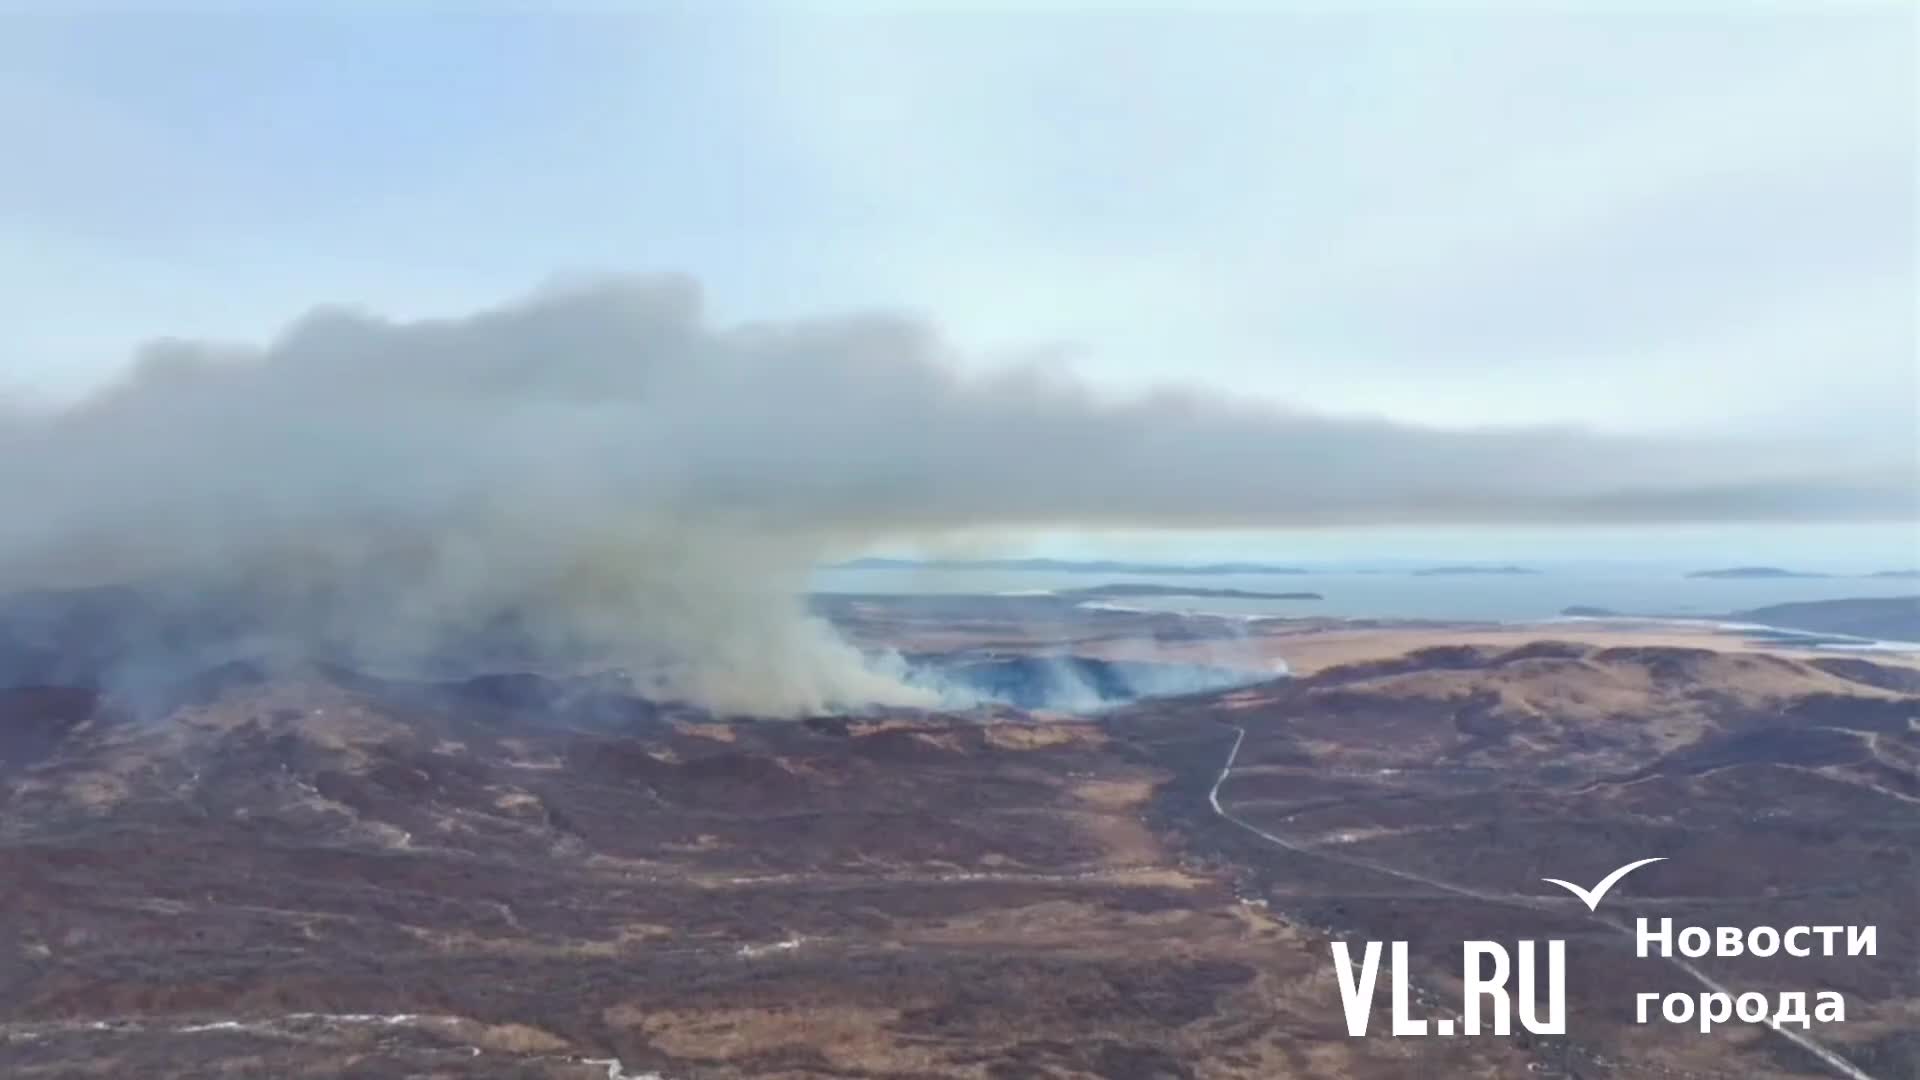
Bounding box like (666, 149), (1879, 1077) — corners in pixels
(2, 4), (1915, 566)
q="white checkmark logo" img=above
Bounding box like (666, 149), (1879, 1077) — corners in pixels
(1542, 857), (1666, 911)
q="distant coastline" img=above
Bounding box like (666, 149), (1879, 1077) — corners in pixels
(830, 557), (1552, 577)
(831, 557), (1310, 575)
(1684, 566), (1918, 580)
(831, 558), (1918, 583)
(1059, 583), (1322, 601)
(1685, 566), (1830, 580)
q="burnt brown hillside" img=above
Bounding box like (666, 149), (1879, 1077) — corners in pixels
(0, 624), (1913, 1079)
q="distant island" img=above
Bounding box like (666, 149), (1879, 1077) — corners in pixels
(1729, 597), (1920, 641)
(831, 557), (1309, 575)
(1410, 565), (1539, 577)
(1867, 569), (1920, 579)
(1061, 584), (1321, 601)
(1685, 566), (1830, 580)
(1558, 596), (1920, 642)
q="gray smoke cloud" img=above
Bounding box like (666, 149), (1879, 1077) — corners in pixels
(0, 275), (1911, 713)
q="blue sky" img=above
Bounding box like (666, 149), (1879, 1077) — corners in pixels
(3, 5), (1914, 565)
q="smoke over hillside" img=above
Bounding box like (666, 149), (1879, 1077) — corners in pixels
(1, 276), (1910, 713)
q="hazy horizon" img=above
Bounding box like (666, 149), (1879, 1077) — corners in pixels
(3, 5), (1914, 707)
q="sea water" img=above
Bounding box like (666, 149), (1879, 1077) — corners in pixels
(808, 564), (1918, 624)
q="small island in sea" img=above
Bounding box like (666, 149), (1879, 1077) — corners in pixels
(1410, 564), (1539, 577)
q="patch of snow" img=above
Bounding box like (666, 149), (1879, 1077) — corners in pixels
(735, 935), (805, 958)
(582, 1058), (670, 1080)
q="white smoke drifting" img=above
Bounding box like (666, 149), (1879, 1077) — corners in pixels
(0, 276), (1910, 712)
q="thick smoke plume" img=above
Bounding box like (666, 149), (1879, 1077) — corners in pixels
(0, 275), (1910, 713)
